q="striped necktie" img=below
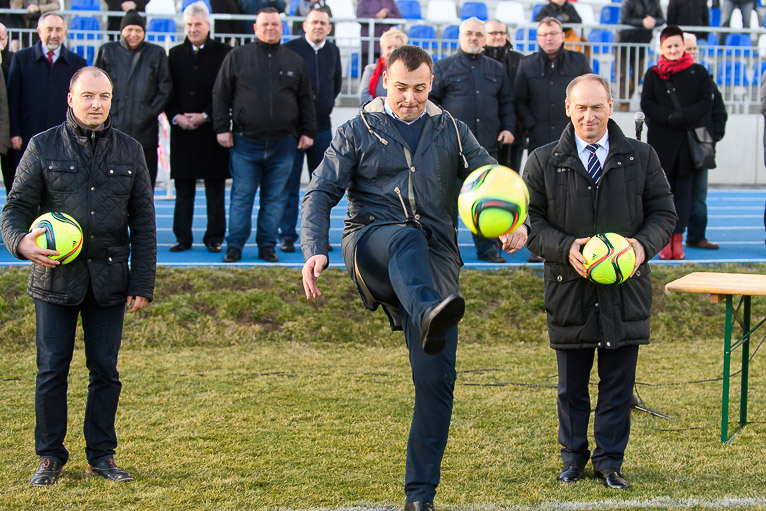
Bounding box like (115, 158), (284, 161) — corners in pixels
(585, 143), (602, 184)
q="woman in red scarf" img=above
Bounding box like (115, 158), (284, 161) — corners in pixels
(640, 25), (714, 260)
(358, 28), (407, 105)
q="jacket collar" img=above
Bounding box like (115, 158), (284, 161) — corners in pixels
(119, 37), (146, 52)
(360, 98), (447, 160)
(457, 48), (483, 60)
(65, 107), (112, 140)
(184, 35), (211, 52)
(255, 38), (281, 51)
(33, 43), (72, 63)
(551, 119), (633, 169)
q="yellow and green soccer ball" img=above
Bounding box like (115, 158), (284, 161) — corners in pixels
(458, 165), (529, 238)
(30, 211), (83, 264)
(582, 233), (636, 285)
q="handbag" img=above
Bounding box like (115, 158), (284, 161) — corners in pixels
(663, 80), (717, 170)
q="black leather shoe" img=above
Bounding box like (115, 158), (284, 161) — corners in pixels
(404, 502), (435, 511)
(478, 250), (505, 263)
(420, 294), (465, 354)
(223, 247), (241, 263)
(86, 458), (134, 482)
(558, 462), (584, 483)
(597, 470), (629, 489)
(279, 239), (295, 253)
(259, 246), (279, 262)
(169, 242), (191, 252)
(30, 458), (63, 486)
(205, 242), (222, 253)
(686, 239), (719, 250)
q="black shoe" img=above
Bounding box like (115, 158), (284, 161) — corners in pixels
(404, 502), (435, 511)
(87, 458), (134, 482)
(478, 250), (505, 263)
(279, 238), (295, 253)
(528, 253), (544, 263)
(259, 246), (279, 262)
(205, 242), (222, 253)
(558, 462), (584, 483)
(420, 294), (465, 355)
(327, 244), (334, 252)
(30, 458), (63, 486)
(169, 242), (191, 252)
(597, 469), (629, 490)
(223, 247), (241, 263)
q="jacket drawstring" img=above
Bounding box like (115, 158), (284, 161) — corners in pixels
(360, 109), (388, 145)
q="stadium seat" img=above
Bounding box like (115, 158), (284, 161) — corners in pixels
(326, 0), (355, 19)
(461, 1), (488, 20)
(588, 29), (614, 53)
(709, 7), (721, 27)
(599, 5), (620, 24)
(717, 60), (749, 86)
(590, 59), (615, 82)
(146, 18), (180, 43)
(724, 33), (754, 58)
(532, 3), (544, 21)
(515, 27), (537, 52)
(145, 0), (176, 15)
(397, 0), (422, 19)
(752, 60), (766, 85)
(495, 1), (526, 26)
(182, 0), (211, 11)
(426, 0), (460, 24)
(282, 20), (290, 36)
(71, 0), (99, 10)
(441, 24), (459, 51)
(69, 16), (101, 65)
(573, 3), (595, 26)
(408, 24), (437, 50)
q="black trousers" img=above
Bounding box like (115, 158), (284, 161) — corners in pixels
(172, 178), (227, 246)
(556, 345), (639, 472)
(2, 149), (17, 195)
(143, 146), (158, 189)
(356, 225), (457, 502)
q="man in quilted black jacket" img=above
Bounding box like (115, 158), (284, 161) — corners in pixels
(0, 66), (156, 487)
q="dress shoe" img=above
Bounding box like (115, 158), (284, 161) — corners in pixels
(528, 253), (544, 263)
(558, 461), (584, 483)
(404, 502), (435, 511)
(420, 294), (465, 354)
(686, 238), (719, 250)
(259, 246), (279, 262)
(205, 242), (222, 253)
(597, 470), (629, 490)
(169, 242), (191, 252)
(279, 238), (295, 253)
(478, 250), (505, 263)
(86, 457), (134, 482)
(30, 458), (63, 486)
(223, 247), (242, 263)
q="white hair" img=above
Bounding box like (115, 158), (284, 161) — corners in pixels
(459, 17), (485, 34)
(183, 1), (210, 21)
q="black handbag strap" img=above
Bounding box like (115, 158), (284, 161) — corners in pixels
(663, 79), (683, 111)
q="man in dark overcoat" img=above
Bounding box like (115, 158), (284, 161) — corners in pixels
(167, 1), (232, 253)
(524, 74), (676, 489)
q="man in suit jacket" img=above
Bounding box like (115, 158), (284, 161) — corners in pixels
(7, 12), (86, 164)
(167, 1), (232, 254)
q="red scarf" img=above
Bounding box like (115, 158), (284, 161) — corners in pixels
(654, 52), (694, 80)
(368, 58), (387, 99)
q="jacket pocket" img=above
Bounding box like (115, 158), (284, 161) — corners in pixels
(620, 264), (652, 321)
(106, 244), (130, 296)
(107, 164), (135, 197)
(481, 70), (503, 96)
(44, 160), (78, 194)
(543, 263), (590, 327)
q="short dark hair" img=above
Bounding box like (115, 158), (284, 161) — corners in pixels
(538, 16), (563, 30)
(308, 5), (332, 19)
(257, 6), (279, 15)
(69, 66), (113, 92)
(387, 45), (433, 74)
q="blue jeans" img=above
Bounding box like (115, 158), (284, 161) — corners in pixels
(279, 129), (333, 243)
(34, 286), (126, 465)
(226, 134), (297, 251)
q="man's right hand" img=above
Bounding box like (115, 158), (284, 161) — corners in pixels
(568, 237), (590, 279)
(642, 16), (656, 29)
(302, 254), (328, 300)
(217, 132), (233, 148)
(18, 229), (60, 268)
(11, 136), (22, 151)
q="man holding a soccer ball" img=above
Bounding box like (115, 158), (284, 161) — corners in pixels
(522, 74), (677, 489)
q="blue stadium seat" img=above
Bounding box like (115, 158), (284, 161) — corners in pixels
(397, 0), (423, 20)
(182, 0), (211, 11)
(408, 25), (437, 51)
(69, 16), (101, 65)
(515, 27), (537, 52)
(461, 1), (488, 21)
(710, 7), (721, 27)
(441, 24), (459, 51)
(146, 18), (180, 43)
(282, 20), (290, 35)
(717, 60), (750, 86)
(347, 52), (360, 78)
(532, 3), (544, 21)
(71, 0), (100, 10)
(591, 59), (615, 82)
(753, 60), (766, 85)
(588, 29), (614, 53)
(599, 5), (620, 24)
(724, 33), (754, 58)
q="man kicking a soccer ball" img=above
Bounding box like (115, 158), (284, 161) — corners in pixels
(300, 45), (527, 510)
(1, 66), (156, 486)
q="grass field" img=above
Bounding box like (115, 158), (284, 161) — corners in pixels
(1, 264), (765, 510)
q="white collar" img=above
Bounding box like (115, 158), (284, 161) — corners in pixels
(384, 100), (427, 125)
(304, 35), (326, 51)
(574, 130), (609, 154)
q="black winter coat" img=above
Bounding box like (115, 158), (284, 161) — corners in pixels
(212, 39), (317, 141)
(300, 98), (494, 329)
(667, 0), (709, 39)
(640, 64), (713, 177)
(620, 0), (665, 43)
(95, 39), (173, 149)
(167, 36), (231, 181)
(535, 1), (582, 27)
(1, 109), (157, 306)
(430, 50), (516, 155)
(514, 48), (591, 152)
(524, 120), (676, 349)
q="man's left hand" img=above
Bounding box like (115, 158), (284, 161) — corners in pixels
(184, 112), (206, 129)
(298, 135), (314, 150)
(497, 130), (515, 145)
(126, 296), (149, 313)
(499, 226), (527, 253)
(626, 237), (645, 277)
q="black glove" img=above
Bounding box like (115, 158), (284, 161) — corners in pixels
(667, 111), (684, 128)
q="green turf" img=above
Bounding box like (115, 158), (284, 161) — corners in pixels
(0, 264), (764, 510)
